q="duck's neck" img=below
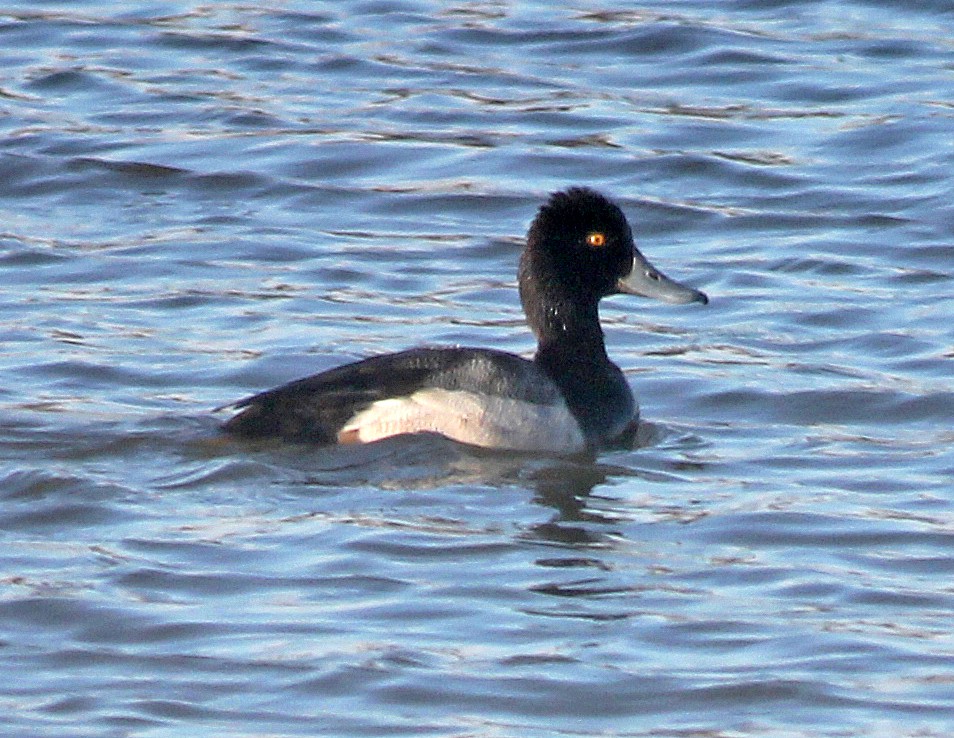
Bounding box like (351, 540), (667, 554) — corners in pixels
(529, 298), (609, 365)
(531, 297), (635, 446)
(519, 247), (613, 365)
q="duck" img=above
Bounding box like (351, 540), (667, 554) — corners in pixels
(221, 187), (707, 454)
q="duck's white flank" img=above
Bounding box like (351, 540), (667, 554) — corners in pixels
(337, 388), (587, 453)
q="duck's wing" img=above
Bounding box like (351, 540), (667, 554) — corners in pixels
(220, 347), (572, 447)
(222, 348), (460, 443)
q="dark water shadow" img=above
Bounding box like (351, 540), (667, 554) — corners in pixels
(205, 417), (695, 548)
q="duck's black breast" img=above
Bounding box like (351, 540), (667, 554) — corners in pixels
(534, 346), (638, 448)
(222, 347), (588, 452)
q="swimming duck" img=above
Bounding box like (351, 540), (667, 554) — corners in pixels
(222, 187), (707, 454)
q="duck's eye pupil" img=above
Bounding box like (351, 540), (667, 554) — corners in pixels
(586, 232), (606, 248)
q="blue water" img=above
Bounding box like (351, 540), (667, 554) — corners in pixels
(1, 2), (952, 736)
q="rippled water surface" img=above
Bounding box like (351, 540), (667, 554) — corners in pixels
(1, 2), (953, 736)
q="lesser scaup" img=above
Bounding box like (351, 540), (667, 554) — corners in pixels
(222, 187), (707, 454)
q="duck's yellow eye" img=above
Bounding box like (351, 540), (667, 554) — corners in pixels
(586, 231), (607, 248)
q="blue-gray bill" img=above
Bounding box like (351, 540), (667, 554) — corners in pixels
(617, 252), (708, 305)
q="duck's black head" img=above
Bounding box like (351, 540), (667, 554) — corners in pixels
(522, 187), (634, 304)
(519, 187), (707, 345)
